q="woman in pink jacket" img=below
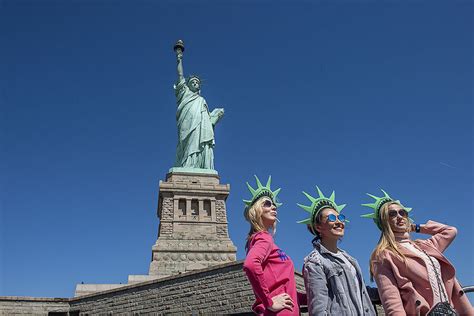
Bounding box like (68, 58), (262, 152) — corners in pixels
(362, 190), (473, 315)
(242, 175), (304, 315)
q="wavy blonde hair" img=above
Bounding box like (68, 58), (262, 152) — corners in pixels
(369, 201), (408, 280)
(244, 196), (277, 251)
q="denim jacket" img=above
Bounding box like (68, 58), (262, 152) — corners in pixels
(303, 241), (376, 316)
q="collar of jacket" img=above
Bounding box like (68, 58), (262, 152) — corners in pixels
(313, 241), (357, 263)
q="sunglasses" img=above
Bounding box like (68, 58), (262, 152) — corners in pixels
(326, 214), (346, 223)
(262, 199), (277, 208)
(388, 209), (408, 218)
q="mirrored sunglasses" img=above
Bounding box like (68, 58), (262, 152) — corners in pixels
(327, 213), (346, 223)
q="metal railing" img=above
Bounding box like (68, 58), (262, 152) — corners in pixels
(463, 285), (474, 294)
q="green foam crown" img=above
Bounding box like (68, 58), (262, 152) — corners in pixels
(361, 189), (412, 230)
(243, 175), (282, 207)
(297, 186), (347, 225)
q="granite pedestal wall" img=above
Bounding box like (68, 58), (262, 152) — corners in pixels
(148, 171), (237, 279)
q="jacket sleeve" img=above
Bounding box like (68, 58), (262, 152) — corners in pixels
(373, 257), (407, 316)
(303, 258), (329, 315)
(243, 232), (274, 309)
(419, 220), (457, 253)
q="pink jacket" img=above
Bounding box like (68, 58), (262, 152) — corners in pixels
(243, 231), (300, 315)
(373, 220), (473, 315)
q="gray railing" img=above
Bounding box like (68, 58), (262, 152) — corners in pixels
(463, 285), (474, 294)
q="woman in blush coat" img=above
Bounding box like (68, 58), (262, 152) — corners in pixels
(362, 190), (473, 316)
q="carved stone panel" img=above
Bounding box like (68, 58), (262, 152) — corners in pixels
(215, 200), (227, 223)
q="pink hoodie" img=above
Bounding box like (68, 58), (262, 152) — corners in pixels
(243, 231), (300, 315)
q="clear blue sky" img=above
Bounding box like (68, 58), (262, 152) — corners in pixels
(1, 1), (472, 299)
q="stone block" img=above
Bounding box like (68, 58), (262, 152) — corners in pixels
(74, 284), (127, 297)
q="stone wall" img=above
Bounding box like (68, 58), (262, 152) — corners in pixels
(0, 261), (299, 315)
(69, 261), (267, 315)
(0, 297), (69, 315)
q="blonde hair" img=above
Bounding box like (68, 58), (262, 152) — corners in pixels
(244, 196), (277, 250)
(369, 201), (408, 280)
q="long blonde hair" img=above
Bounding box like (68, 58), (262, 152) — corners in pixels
(244, 196), (277, 251)
(369, 201), (408, 280)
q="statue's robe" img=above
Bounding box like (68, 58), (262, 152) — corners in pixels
(174, 78), (214, 169)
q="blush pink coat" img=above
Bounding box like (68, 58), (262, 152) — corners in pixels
(372, 221), (473, 316)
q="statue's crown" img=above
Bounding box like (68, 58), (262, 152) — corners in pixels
(187, 75), (201, 83)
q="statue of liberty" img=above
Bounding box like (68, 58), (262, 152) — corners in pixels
(172, 40), (224, 171)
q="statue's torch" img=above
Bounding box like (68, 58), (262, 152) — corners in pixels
(174, 40), (185, 55)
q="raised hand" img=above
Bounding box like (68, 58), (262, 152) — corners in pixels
(174, 40), (185, 80)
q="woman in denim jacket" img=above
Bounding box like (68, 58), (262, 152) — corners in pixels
(298, 187), (376, 316)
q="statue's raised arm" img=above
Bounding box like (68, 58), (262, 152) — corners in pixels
(174, 40), (185, 83)
(172, 40), (224, 172)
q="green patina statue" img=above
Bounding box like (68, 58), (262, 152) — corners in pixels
(172, 40), (224, 171)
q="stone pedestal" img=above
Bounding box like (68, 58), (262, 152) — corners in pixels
(148, 171), (237, 278)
